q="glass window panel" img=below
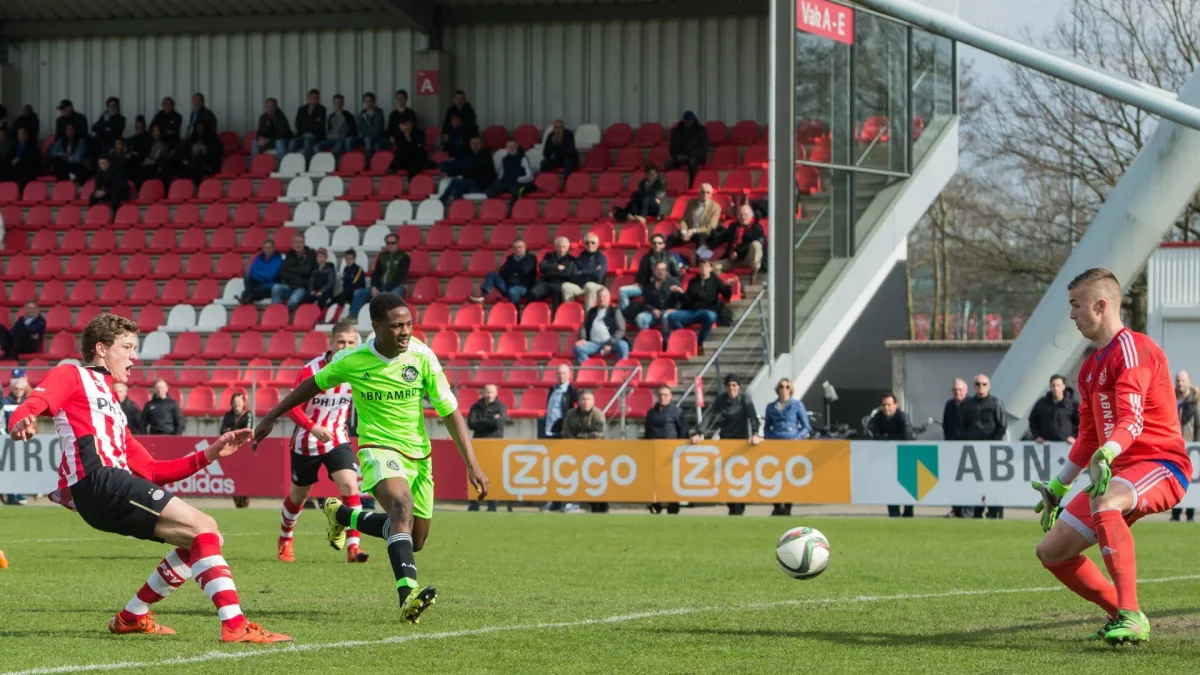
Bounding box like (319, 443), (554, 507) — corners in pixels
(852, 13), (909, 174)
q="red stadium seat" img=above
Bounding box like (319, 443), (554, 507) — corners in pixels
(368, 151), (392, 176)
(248, 154), (275, 178)
(166, 332), (203, 360)
(291, 304), (322, 331)
(18, 181), (47, 207)
(270, 358), (302, 387)
(238, 227), (267, 253)
(334, 152), (365, 177)
(4, 280), (36, 306)
(174, 203), (201, 227)
(434, 250), (464, 278)
(417, 303), (451, 331)
(159, 279), (191, 305)
(181, 229), (208, 250)
(227, 179), (254, 204)
(563, 173), (593, 197)
(465, 251), (495, 277)
(710, 146), (739, 170)
(409, 277), (440, 304)
(407, 175), (435, 201)
(482, 125), (508, 151)
(178, 358), (210, 387)
(271, 225), (297, 249)
(75, 305), (101, 330)
(0, 182), (19, 206)
(518, 302), (551, 330)
(94, 254), (121, 280)
(533, 172), (560, 196)
(743, 145), (768, 168)
(572, 199), (603, 225)
(730, 120), (761, 146)
(52, 205), (82, 231)
(137, 204), (167, 230)
(253, 388), (281, 417)
(231, 202), (260, 228)
(393, 224), (421, 250)
(455, 388), (480, 415)
(299, 331), (327, 358)
(458, 330), (493, 358)
(796, 166), (820, 195)
(443, 201), (475, 226)
(233, 331), (265, 359)
(28, 230), (56, 254)
(130, 279), (159, 305)
(254, 178), (283, 203)
(38, 280), (67, 306)
(32, 255), (62, 281)
(476, 199), (505, 225)
(643, 358), (679, 387)
(348, 200), (382, 226)
(486, 223), (518, 250)
(665, 329), (698, 359)
(345, 175), (373, 201)
(212, 358), (245, 386)
(427, 223), (457, 250)
(2, 254), (32, 280)
(705, 120), (728, 146)
(48, 180), (77, 206)
(216, 154), (243, 180)
(25, 205), (51, 230)
(84, 205), (113, 230)
(430, 331), (460, 358)
(522, 223), (551, 250)
(630, 330), (665, 358)
(615, 223), (647, 250)
(529, 331), (562, 360)
(259, 304), (289, 331)
(203, 204), (230, 228)
(63, 253), (92, 281)
(602, 123), (633, 148)
(182, 386), (215, 417)
(464, 359), (501, 387)
(180, 253), (214, 281)
(451, 304), (484, 331)
(514, 124), (540, 149)
(554, 223), (581, 245)
(145, 229), (176, 254)
(192, 279), (221, 306)
(203, 331), (234, 360)
(58, 229), (86, 254)
(45, 306), (72, 333)
(210, 229), (238, 254)
(115, 229), (147, 256)
(264, 332), (297, 360)
(150, 253), (183, 280)
(577, 358), (608, 386)
(163, 179), (193, 205)
(614, 147), (643, 171)
(665, 171), (689, 196)
(724, 169), (753, 193)
(634, 122), (665, 147)
(407, 250), (432, 278)
(99, 279), (128, 304)
(582, 147), (611, 172)
(219, 132), (241, 156)
(46, 333), (77, 360)
(90, 229), (117, 253)
(609, 358), (642, 385)
(377, 175), (404, 201)
(443, 276), (473, 304)
(482, 303), (517, 330)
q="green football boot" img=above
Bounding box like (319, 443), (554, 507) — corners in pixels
(1103, 609), (1150, 645)
(321, 497), (347, 551)
(401, 586), (438, 624)
(1084, 616), (1121, 641)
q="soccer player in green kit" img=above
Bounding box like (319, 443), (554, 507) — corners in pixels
(255, 293), (489, 623)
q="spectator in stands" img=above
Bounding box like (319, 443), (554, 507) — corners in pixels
(0, 126), (15, 183)
(644, 383), (687, 514)
(539, 119), (577, 180)
(90, 96), (125, 154)
(387, 90), (418, 145)
(574, 287), (630, 363)
(290, 88), (327, 159)
(0, 302), (44, 359)
(1028, 374), (1079, 444)
(438, 112), (473, 175)
(1172, 370), (1199, 522)
(108, 136), (132, 175)
(273, 233), (319, 311)
(540, 362), (579, 440)
(691, 374), (760, 515)
(319, 94), (356, 154)
(530, 236), (576, 311)
(12, 104), (39, 143)
(666, 182), (722, 261)
(8, 126), (41, 190)
(565, 389), (608, 513)
(89, 155), (128, 210)
(388, 118), (429, 179)
(670, 259), (730, 355)
(239, 240), (283, 304)
(563, 233), (607, 310)
(49, 123), (88, 182)
(141, 379), (185, 435)
(220, 392), (252, 434)
(2, 372), (29, 505)
(466, 384), (506, 513)
(137, 124), (175, 186)
(487, 139), (535, 211)
(179, 122), (220, 185)
(353, 92), (388, 158)
(764, 377), (811, 516)
(439, 135), (497, 206)
(442, 90), (478, 140)
(621, 235), (684, 309)
(617, 164), (667, 223)
(352, 234), (410, 316)
(942, 377), (968, 441)
(337, 249), (366, 307)
(667, 110), (708, 186)
(185, 93), (218, 147)
(961, 374), (1007, 519)
(305, 248), (337, 310)
(633, 261), (684, 345)
(114, 382), (142, 434)
(54, 99), (88, 143)
(867, 393), (916, 518)
(468, 238), (536, 305)
(253, 97), (293, 159)
(125, 115), (149, 165)
(151, 97), (183, 146)
(726, 203), (766, 285)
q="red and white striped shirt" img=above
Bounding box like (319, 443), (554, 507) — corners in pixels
(286, 352), (352, 455)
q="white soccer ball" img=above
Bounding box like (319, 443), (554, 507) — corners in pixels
(775, 526), (830, 579)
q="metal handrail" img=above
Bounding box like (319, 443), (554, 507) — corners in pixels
(794, 202), (830, 252)
(677, 288), (768, 409)
(601, 364), (644, 438)
(794, 158), (910, 178)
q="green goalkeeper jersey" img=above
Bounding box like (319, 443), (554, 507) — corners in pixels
(312, 338), (458, 460)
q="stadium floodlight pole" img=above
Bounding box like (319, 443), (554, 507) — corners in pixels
(989, 68), (1200, 439)
(850, 0), (1200, 133)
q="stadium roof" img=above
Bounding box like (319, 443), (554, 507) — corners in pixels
(0, 0), (767, 39)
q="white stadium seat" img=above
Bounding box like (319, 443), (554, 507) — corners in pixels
(574, 123), (601, 150)
(196, 304), (227, 332)
(329, 225), (360, 253)
(525, 145), (543, 169)
(356, 304), (372, 332)
(284, 176), (314, 203)
(321, 200), (352, 226)
(308, 152), (337, 176)
(412, 199), (444, 226)
(219, 278), (245, 306)
(274, 152), (307, 178)
(288, 201), (322, 226)
(164, 304), (197, 333)
(361, 224), (390, 253)
(314, 176), (344, 204)
(380, 199), (412, 225)
(140, 331), (171, 361)
(304, 225), (331, 250)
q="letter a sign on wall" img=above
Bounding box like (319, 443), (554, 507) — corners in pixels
(796, 0), (855, 45)
(415, 70), (440, 96)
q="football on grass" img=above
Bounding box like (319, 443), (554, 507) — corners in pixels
(776, 526), (829, 579)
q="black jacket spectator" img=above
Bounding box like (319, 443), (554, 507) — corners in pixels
(90, 161), (129, 208)
(542, 128), (577, 166)
(220, 410), (253, 433)
(868, 410), (915, 440)
(684, 274), (732, 311)
(387, 108), (419, 141)
(6, 312), (46, 357)
(370, 251), (411, 292)
(543, 384), (579, 436)
(308, 260), (337, 307)
(942, 398), (967, 441)
(634, 248), (684, 291)
(294, 103), (328, 139)
(389, 127), (428, 178)
(91, 111), (126, 150)
(12, 107), (40, 143)
(10, 132), (40, 189)
(467, 397), (507, 439)
(702, 392), (760, 440)
(463, 147), (498, 188)
(539, 252), (576, 285)
(645, 402), (688, 439)
(580, 306), (626, 348)
(442, 103), (478, 138)
(497, 253), (537, 288)
(257, 110), (293, 143)
(55, 107), (88, 143)
(339, 262), (366, 304)
(120, 398), (143, 434)
(151, 109), (183, 146)
(961, 394), (1007, 441)
(280, 246), (318, 289)
(1028, 389), (1079, 442)
(572, 250), (608, 287)
(142, 395), (185, 435)
(670, 118), (708, 158)
(186, 105), (219, 143)
(641, 278), (683, 313)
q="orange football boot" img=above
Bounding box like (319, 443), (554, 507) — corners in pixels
(277, 538), (295, 562)
(346, 543), (369, 563)
(220, 621), (293, 643)
(109, 611), (176, 635)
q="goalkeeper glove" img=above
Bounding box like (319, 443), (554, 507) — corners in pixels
(1085, 443), (1118, 497)
(1032, 477), (1070, 532)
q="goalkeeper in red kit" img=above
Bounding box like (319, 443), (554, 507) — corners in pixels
(1032, 269), (1191, 645)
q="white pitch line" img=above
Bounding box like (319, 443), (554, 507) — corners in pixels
(4, 532), (276, 545)
(5, 574), (1200, 675)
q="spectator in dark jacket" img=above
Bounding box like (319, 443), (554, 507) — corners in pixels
(487, 139), (535, 210)
(726, 203), (767, 285)
(91, 97), (125, 154)
(540, 362), (579, 440)
(574, 288), (630, 363)
(337, 250), (367, 307)
(388, 118), (429, 179)
(2, 374), (30, 504)
(645, 383), (688, 515)
(305, 248), (337, 309)
(669, 259), (730, 353)
(49, 123), (88, 182)
(350, 236), (411, 316)
(619, 164), (667, 223)
(563, 233), (607, 309)
(620, 234), (685, 310)
(866, 394), (916, 519)
(633, 260), (684, 346)
(12, 105), (40, 145)
(272, 233), (318, 310)
(438, 113), (471, 170)
(691, 374), (760, 515)
(530, 237), (576, 311)
(387, 90), (419, 146)
(142, 379), (185, 435)
(1028, 375), (1079, 443)
(1172, 370), (1199, 522)
(441, 90), (478, 141)
(440, 136), (497, 205)
(0, 126), (13, 184)
(667, 110), (709, 186)
(540, 119), (577, 179)
(466, 383), (506, 512)
(179, 122), (221, 184)
(136, 123), (176, 186)
(253, 98), (292, 159)
(9, 126), (41, 190)
(1, 302), (45, 359)
(961, 374), (1007, 519)
(290, 89), (327, 159)
(185, 93), (219, 147)
(468, 239), (537, 305)
(54, 99), (89, 143)
(239, 241), (283, 304)
(942, 378), (968, 441)
(220, 392), (253, 433)
(150, 97), (183, 146)
(114, 382), (143, 434)
(352, 92), (388, 158)
(319, 94), (357, 154)
(89, 155), (128, 210)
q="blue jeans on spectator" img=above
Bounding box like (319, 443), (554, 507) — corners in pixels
(441, 178), (482, 205)
(666, 309), (718, 344)
(618, 284), (643, 310)
(439, 157), (471, 176)
(346, 137), (390, 161)
(573, 339), (630, 364)
(272, 284), (307, 311)
(251, 138), (289, 159)
(635, 310), (672, 345)
(316, 138), (348, 155)
(351, 285), (407, 318)
(479, 273), (528, 304)
(289, 134), (319, 159)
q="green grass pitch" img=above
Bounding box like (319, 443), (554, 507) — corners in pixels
(2, 506), (1199, 674)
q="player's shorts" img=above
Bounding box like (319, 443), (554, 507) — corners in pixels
(1060, 460), (1186, 544)
(290, 443), (358, 487)
(358, 445), (434, 520)
(71, 466), (175, 543)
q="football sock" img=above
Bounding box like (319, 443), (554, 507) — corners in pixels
(190, 532), (248, 631)
(343, 494), (363, 548)
(1094, 509), (1139, 612)
(339, 504), (388, 539)
(279, 496), (303, 540)
(118, 547), (192, 623)
(1044, 555), (1118, 618)
(387, 531), (418, 604)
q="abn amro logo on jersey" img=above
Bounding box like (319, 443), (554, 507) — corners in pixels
(897, 444), (938, 500)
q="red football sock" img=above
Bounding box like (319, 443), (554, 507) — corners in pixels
(343, 494), (363, 547)
(280, 496), (303, 540)
(1094, 509), (1138, 612)
(118, 547), (192, 623)
(1044, 555), (1118, 618)
(190, 532), (248, 631)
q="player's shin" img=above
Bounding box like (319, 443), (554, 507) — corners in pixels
(338, 502), (388, 538)
(118, 547), (192, 623)
(387, 531), (419, 604)
(343, 493), (363, 547)
(1043, 555), (1118, 618)
(190, 532), (248, 631)
(1094, 509), (1139, 612)
(280, 496), (303, 540)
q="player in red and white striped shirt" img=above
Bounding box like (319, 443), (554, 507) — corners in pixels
(6, 314), (290, 643)
(276, 319), (369, 563)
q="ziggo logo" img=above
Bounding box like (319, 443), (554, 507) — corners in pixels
(501, 445), (639, 498)
(671, 445), (813, 498)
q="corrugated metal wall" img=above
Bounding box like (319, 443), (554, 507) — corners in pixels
(1146, 245), (1200, 374)
(11, 16), (767, 135)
